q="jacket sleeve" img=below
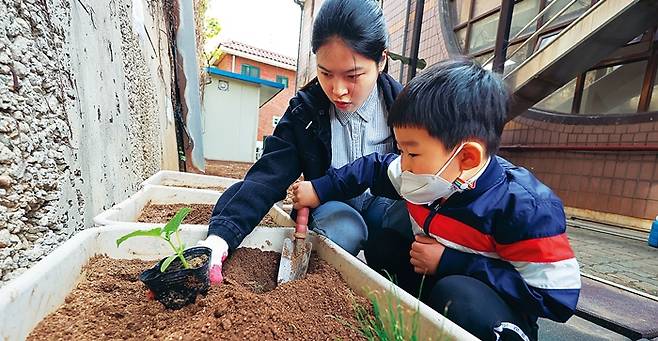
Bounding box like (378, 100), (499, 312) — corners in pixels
(435, 199), (581, 322)
(208, 108), (302, 251)
(310, 152), (402, 203)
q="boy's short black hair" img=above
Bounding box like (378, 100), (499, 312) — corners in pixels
(388, 58), (509, 154)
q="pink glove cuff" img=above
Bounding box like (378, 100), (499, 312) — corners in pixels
(209, 264), (224, 284)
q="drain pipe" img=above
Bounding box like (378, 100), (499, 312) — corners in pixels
(293, 0), (305, 91)
(407, 0), (425, 82)
(399, 0), (412, 82)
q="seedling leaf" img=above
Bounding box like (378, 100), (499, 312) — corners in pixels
(160, 254), (178, 272)
(116, 227), (162, 247)
(163, 207), (192, 238)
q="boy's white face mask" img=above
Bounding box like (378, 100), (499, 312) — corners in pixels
(399, 143), (470, 205)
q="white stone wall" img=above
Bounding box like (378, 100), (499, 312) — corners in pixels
(0, 0), (179, 283)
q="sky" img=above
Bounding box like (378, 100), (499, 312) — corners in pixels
(205, 0), (302, 59)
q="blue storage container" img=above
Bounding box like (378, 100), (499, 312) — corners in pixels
(649, 216), (658, 248)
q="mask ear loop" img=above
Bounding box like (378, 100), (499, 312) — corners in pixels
(451, 143), (479, 191)
(436, 143), (466, 176)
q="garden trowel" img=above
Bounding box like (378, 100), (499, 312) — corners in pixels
(277, 207), (312, 285)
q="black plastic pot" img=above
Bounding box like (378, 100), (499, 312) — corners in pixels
(139, 246), (211, 310)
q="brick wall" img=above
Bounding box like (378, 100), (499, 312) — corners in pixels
(215, 54), (296, 141)
(500, 117), (658, 220)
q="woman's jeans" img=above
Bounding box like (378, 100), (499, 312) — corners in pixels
(308, 193), (412, 255)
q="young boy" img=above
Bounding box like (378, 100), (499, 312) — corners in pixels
(292, 59), (580, 341)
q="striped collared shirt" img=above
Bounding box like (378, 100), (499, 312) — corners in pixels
(330, 85), (394, 169)
(329, 85), (395, 209)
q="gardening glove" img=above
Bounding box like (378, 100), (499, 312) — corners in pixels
(196, 235), (229, 285)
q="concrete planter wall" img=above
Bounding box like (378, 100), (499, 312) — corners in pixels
(93, 185), (294, 228)
(141, 171), (241, 190)
(0, 226), (476, 341)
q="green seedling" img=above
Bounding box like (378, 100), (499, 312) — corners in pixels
(333, 274), (450, 341)
(116, 207), (192, 273)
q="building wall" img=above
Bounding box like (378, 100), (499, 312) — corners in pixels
(202, 75), (259, 162)
(0, 0), (178, 283)
(500, 117), (658, 223)
(215, 54), (296, 141)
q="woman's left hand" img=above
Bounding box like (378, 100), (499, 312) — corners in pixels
(409, 234), (445, 275)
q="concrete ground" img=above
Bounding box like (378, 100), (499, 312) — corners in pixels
(540, 219), (658, 340)
(567, 220), (658, 297)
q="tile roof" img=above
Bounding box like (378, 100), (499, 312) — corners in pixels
(219, 40), (297, 68)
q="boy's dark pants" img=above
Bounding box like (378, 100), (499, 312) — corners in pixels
(364, 229), (539, 341)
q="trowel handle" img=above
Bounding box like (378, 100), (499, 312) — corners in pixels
(294, 207), (309, 239)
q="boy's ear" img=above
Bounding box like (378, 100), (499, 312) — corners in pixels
(458, 142), (484, 171)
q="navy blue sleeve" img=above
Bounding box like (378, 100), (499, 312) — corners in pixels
(208, 110), (301, 251)
(310, 152), (401, 203)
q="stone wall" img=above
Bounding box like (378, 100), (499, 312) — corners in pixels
(0, 0), (179, 283)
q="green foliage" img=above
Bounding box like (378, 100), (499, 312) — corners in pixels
(351, 288), (421, 341)
(335, 274), (448, 341)
(204, 17), (221, 40)
(116, 207), (192, 272)
(205, 47), (223, 65)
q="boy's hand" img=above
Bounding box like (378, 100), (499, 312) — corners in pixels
(292, 181), (321, 209)
(409, 235), (445, 275)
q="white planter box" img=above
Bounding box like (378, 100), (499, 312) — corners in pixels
(93, 185), (294, 228)
(141, 170), (241, 190)
(0, 226), (476, 341)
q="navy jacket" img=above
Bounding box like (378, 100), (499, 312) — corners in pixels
(208, 73), (403, 250)
(311, 153), (581, 322)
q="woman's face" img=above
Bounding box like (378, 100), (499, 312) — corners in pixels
(316, 37), (385, 112)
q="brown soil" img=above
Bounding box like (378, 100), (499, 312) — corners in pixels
(137, 203), (214, 225)
(137, 203), (281, 227)
(162, 183), (227, 192)
(29, 248), (370, 341)
(205, 160), (299, 205)
(204, 160), (253, 179)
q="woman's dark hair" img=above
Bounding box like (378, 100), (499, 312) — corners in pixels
(388, 58), (510, 154)
(311, 0), (388, 64)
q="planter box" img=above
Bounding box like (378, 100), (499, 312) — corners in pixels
(141, 170), (241, 190)
(93, 185), (294, 228)
(0, 226), (476, 341)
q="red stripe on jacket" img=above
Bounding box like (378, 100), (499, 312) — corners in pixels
(406, 202), (575, 263)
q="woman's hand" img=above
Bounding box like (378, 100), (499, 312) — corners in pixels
(409, 234), (445, 275)
(292, 181), (321, 209)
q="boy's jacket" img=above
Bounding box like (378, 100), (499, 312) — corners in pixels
(311, 153), (581, 322)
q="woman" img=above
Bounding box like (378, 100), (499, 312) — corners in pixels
(199, 0), (411, 283)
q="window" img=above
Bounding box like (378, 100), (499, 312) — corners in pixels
(272, 116), (281, 127)
(456, 27), (468, 51)
(509, 0), (540, 39)
(453, 0), (472, 25)
(650, 71), (658, 112)
(472, 0), (499, 19)
(241, 64), (260, 78)
(543, 0), (589, 26)
(276, 75), (289, 88)
(468, 12), (499, 54)
(535, 78), (577, 113)
(580, 61), (648, 114)
(451, 0), (592, 59)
